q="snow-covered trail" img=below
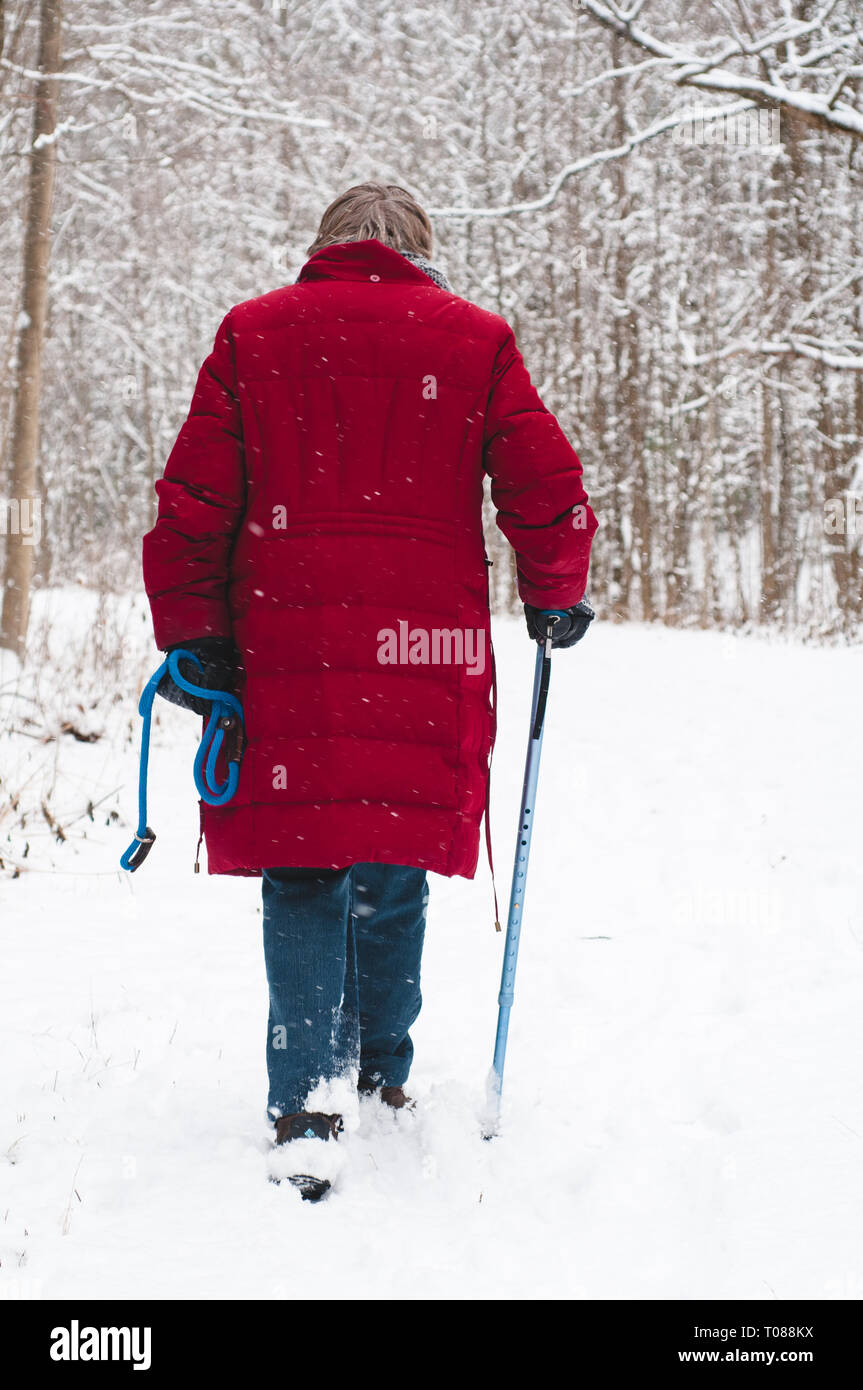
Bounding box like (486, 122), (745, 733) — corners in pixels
(2, 620), (862, 1300)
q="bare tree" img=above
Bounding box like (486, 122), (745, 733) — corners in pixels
(0, 0), (63, 659)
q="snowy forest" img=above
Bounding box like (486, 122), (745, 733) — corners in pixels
(2, 0), (862, 650)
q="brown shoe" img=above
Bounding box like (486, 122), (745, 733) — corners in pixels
(381, 1086), (414, 1110)
(358, 1081), (414, 1111)
(270, 1111), (344, 1201)
(274, 1111), (343, 1145)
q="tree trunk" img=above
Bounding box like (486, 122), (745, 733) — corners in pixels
(609, 31), (648, 619)
(758, 169), (780, 622)
(0, 0), (63, 659)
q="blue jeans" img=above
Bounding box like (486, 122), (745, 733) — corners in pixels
(262, 863), (429, 1119)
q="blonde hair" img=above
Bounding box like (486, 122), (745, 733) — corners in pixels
(307, 182), (433, 258)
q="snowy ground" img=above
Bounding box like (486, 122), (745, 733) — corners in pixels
(1, 610), (862, 1300)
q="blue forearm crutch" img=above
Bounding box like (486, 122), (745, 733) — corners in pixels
(486, 610), (568, 1136)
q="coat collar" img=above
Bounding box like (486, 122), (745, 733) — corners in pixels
(297, 238), (436, 287)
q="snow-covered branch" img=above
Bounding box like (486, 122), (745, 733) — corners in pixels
(430, 100), (757, 218)
(580, 0), (863, 139)
(682, 334), (863, 371)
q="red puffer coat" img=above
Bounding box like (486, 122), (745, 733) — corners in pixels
(142, 239), (597, 877)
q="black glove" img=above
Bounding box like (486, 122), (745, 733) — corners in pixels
(524, 599), (595, 649)
(157, 636), (242, 716)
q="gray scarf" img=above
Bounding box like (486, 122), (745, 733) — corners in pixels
(398, 249), (453, 293)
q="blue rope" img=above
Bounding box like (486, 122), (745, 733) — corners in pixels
(120, 648), (244, 872)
